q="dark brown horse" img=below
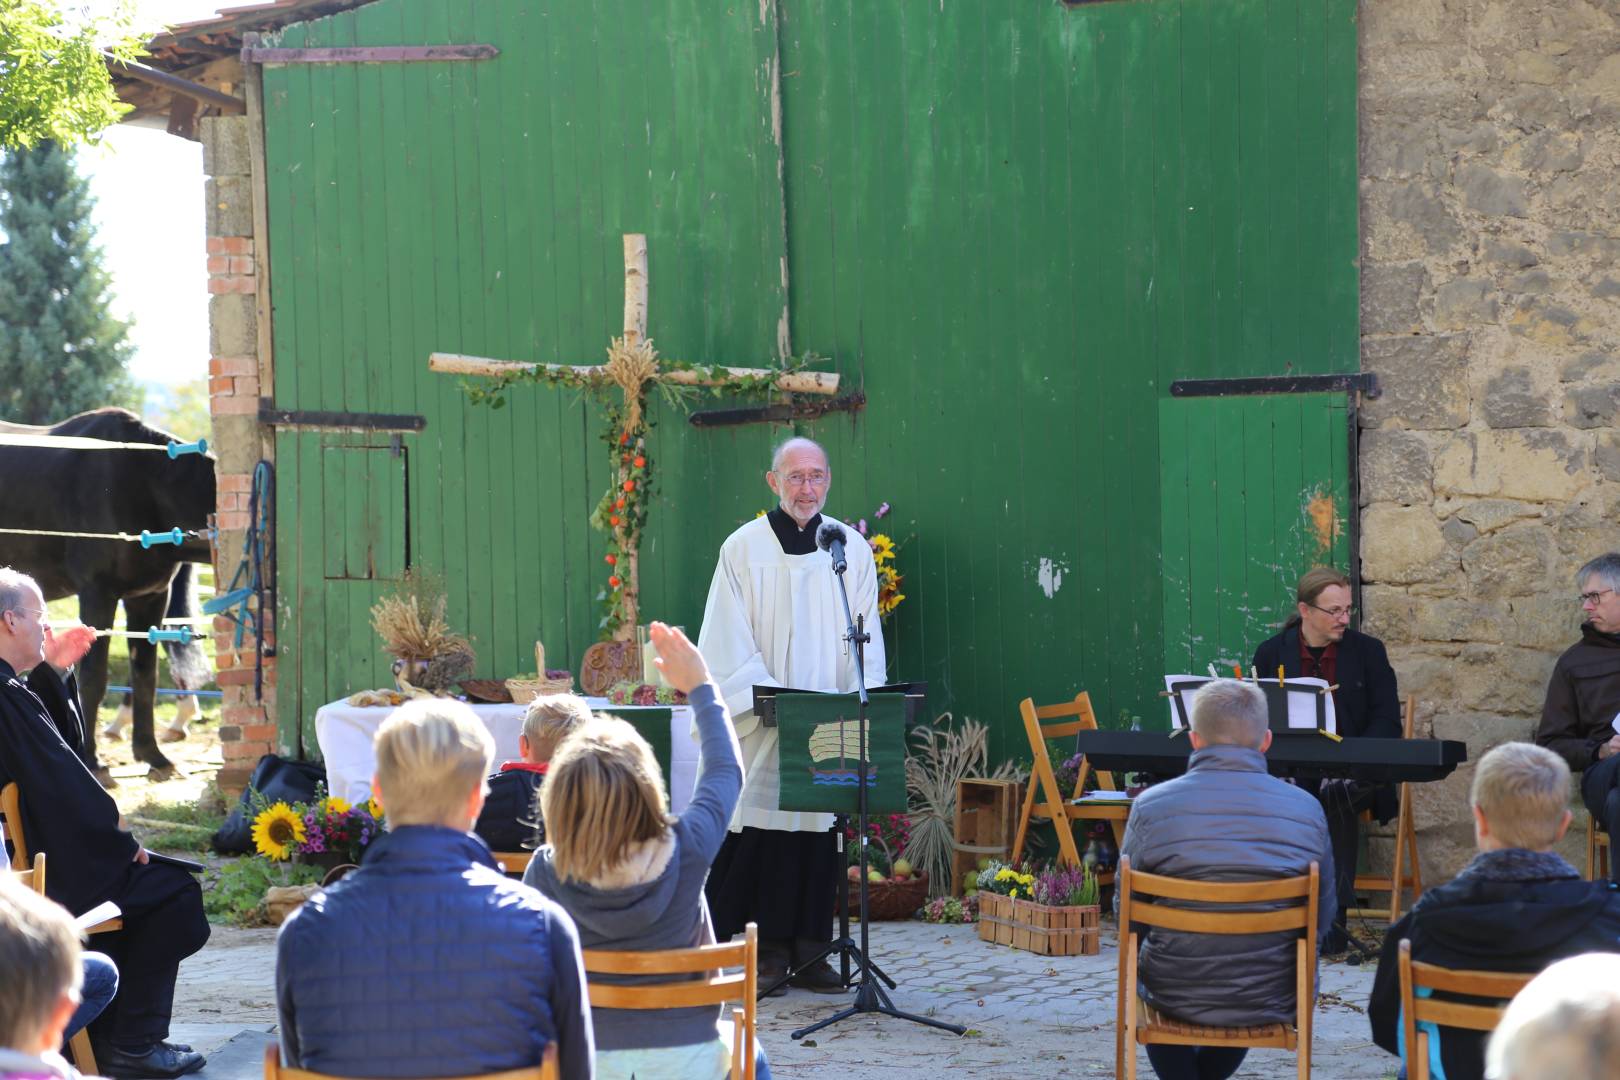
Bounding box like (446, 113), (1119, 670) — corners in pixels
(0, 408), (215, 774)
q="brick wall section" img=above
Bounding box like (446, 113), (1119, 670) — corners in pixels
(1357, 0), (1620, 879)
(201, 114), (277, 795)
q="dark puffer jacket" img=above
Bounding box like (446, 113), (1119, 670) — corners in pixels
(1536, 622), (1620, 774)
(275, 827), (593, 1080)
(1368, 849), (1620, 1080)
(1117, 743), (1336, 1026)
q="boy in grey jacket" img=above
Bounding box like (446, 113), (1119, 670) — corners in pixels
(1118, 679), (1334, 1080)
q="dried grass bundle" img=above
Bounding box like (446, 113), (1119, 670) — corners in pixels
(369, 576), (471, 661)
(903, 715), (1024, 898)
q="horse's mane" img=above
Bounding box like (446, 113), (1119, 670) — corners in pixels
(0, 408), (187, 447)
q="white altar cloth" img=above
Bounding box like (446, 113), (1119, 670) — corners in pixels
(313, 698), (699, 814)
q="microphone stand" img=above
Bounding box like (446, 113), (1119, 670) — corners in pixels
(782, 555), (964, 1040)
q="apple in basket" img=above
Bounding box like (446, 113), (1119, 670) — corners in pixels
(847, 865), (863, 883)
(867, 869), (885, 884)
(890, 858), (913, 881)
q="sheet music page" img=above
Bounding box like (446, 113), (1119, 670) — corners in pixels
(1163, 675), (1337, 734)
(75, 901), (120, 929)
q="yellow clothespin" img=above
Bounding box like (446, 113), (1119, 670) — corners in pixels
(1277, 665), (1285, 688)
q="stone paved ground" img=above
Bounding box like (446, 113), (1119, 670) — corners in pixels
(171, 919), (1396, 1079)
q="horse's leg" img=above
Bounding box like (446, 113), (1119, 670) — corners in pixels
(105, 692), (134, 739)
(123, 590), (174, 774)
(75, 589), (118, 776)
(163, 694), (198, 741)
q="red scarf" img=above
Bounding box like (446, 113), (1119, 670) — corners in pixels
(498, 761), (548, 776)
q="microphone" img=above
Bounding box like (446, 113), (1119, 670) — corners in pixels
(815, 522), (848, 574)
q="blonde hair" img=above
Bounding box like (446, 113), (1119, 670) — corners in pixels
(522, 694), (593, 763)
(0, 875), (81, 1050)
(540, 717), (672, 883)
(1470, 742), (1571, 851)
(1486, 953), (1620, 1079)
(374, 697), (494, 826)
(1190, 679), (1269, 748)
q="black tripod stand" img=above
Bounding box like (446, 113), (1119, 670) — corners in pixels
(776, 548), (963, 1040)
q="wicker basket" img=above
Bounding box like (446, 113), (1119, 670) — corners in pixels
(861, 871), (930, 920)
(506, 641), (575, 704)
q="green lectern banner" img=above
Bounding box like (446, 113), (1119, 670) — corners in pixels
(598, 705), (673, 794)
(776, 693), (907, 814)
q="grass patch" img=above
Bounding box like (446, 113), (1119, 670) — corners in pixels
(203, 857), (324, 926)
(127, 788), (228, 853)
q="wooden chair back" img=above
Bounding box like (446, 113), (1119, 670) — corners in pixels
(582, 923), (757, 1079)
(1587, 813), (1610, 882)
(1116, 856), (1320, 1080)
(2, 781), (27, 871)
(1009, 694), (1130, 875)
(263, 1043), (557, 1080)
(1351, 696), (1425, 922)
(10, 850), (45, 893)
(1396, 939), (1533, 1080)
(492, 851), (530, 876)
(0, 782), (122, 934)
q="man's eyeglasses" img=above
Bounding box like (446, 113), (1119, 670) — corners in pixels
(1579, 588), (1615, 607)
(777, 471), (829, 489)
(1306, 603), (1354, 619)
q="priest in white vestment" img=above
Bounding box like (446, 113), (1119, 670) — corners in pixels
(699, 436), (885, 994)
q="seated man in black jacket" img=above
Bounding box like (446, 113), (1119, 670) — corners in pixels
(0, 568), (209, 1079)
(1534, 551), (1620, 883)
(1369, 742), (1620, 1080)
(473, 693), (591, 854)
(1253, 566), (1401, 952)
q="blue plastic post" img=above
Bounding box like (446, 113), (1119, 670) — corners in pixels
(145, 626), (194, 644)
(140, 528), (185, 548)
(167, 439), (208, 459)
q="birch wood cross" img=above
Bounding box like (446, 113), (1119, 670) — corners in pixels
(430, 233), (839, 641)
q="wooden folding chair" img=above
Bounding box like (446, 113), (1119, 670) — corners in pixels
(1351, 696), (1424, 922)
(583, 922), (758, 1080)
(8, 853), (98, 1075)
(2, 783), (123, 933)
(1587, 812), (1610, 882)
(1009, 694), (1130, 881)
(264, 1043), (557, 1080)
(492, 851), (531, 876)
(1397, 939), (1533, 1080)
(1116, 856), (1319, 1080)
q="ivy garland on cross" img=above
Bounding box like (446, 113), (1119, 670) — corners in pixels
(432, 234), (840, 643)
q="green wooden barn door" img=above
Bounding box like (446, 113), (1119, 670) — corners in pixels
(1159, 393), (1351, 682)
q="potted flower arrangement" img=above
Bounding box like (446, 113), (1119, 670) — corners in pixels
(975, 859), (1101, 956)
(252, 786), (385, 881)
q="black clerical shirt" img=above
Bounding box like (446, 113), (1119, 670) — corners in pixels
(0, 657), (138, 914)
(767, 507), (823, 555)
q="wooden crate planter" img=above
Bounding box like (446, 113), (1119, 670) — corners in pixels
(952, 778), (1023, 897)
(977, 892), (1100, 956)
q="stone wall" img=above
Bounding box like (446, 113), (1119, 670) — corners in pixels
(1358, 0), (1620, 877)
(200, 114), (277, 795)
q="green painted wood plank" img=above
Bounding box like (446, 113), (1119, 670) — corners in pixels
(1159, 399), (1193, 678)
(1176, 0), (1216, 382)
(1235, 1), (1271, 376)
(1323, 0), (1359, 372)
(1205, 1), (1243, 377)
(1262, 0), (1303, 373)
(1294, 0), (1331, 370)
(1240, 397), (1281, 648)
(1147, 3), (1188, 392)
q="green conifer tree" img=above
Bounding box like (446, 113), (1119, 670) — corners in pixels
(0, 140), (135, 423)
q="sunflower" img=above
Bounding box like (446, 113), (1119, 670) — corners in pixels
(366, 795), (385, 819)
(322, 796), (352, 816)
(869, 533), (895, 561)
(251, 802), (307, 861)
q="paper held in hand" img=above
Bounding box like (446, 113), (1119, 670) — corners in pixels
(1163, 674), (1338, 735)
(75, 901), (121, 930)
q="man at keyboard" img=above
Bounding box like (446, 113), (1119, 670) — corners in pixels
(1252, 566), (1400, 954)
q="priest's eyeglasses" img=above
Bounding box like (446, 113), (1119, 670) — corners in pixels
(1579, 588), (1615, 607)
(779, 470), (829, 488)
(1306, 602), (1354, 619)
